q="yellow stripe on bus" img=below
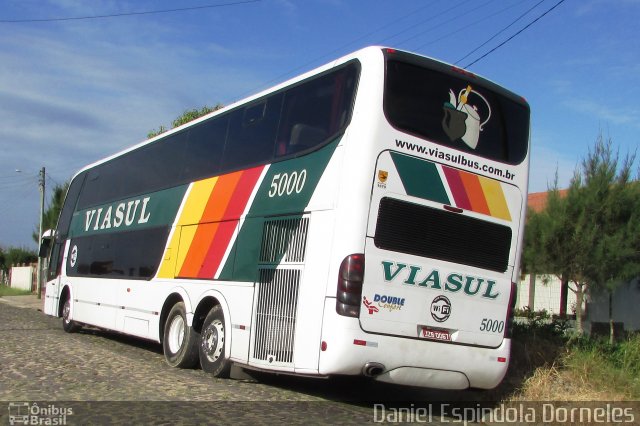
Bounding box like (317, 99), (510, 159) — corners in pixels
(156, 177), (218, 278)
(478, 177), (511, 221)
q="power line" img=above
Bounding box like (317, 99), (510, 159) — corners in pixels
(409, 0), (528, 53)
(454, 0), (547, 65)
(45, 174), (61, 188)
(463, 0), (567, 69)
(0, 0), (261, 23)
(228, 0), (446, 102)
(390, 0), (498, 48)
(376, 0), (476, 46)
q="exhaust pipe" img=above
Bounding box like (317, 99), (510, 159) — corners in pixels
(362, 362), (385, 377)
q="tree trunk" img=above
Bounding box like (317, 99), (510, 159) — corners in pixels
(609, 291), (615, 345)
(528, 273), (536, 311)
(560, 273), (569, 318)
(575, 284), (584, 334)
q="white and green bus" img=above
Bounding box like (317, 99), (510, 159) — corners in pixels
(43, 46), (530, 389)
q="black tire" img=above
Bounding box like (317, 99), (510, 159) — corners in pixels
(199, 305), (231, 378)
(163, 302), (199, 368)
(61, 297), (80, 333)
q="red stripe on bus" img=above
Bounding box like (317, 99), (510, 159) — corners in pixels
(459, 172), (491, 215)
(195, 166), (264, 278)
(442, 167), (472, 210)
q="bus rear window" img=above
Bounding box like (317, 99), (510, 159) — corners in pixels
(384, 59), (529, 165)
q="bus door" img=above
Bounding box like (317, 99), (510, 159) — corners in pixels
(43, 236), (65, 317)
(361, 150), (522, 348)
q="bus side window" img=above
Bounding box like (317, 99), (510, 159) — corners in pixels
(182, 117), (227, 181)
(276, 66), (356, 157)
(288, 124), (327, 154)
(223, 94), (283, 171)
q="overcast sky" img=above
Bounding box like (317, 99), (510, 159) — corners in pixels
(1, 0), (639, 249)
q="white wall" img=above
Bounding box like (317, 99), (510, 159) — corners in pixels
(9, 266), (33, 291)
(516, 274), (581, 316)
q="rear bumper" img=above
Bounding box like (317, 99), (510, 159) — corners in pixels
(318, 299), (510, 389)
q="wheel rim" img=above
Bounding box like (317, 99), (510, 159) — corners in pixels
(62, 300), (71, 324)
(202, 319), (224, 362)
(167, 315), (185, 354)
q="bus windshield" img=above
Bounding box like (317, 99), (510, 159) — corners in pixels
(384, 56), (529, 165)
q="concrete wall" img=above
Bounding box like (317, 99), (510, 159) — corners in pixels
(585, 278), (640, 332)
(9, 266), (34, 291)
(516, 274), (581, 316)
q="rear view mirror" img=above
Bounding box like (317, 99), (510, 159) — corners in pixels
(38, 229), (55, 258)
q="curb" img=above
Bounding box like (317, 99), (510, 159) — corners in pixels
(0, 295), (44, 311)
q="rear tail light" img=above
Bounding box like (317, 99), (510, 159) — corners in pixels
(504, 281), (517, 338)
(336, 254), (365, 317)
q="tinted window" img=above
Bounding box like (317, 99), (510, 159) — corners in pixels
(68, 227), (168, 279)
(76, 62), (360, 210)
(276, 64), (359, 157)
(385, 59), (529, 165)
(78, 131), (189, 209)
(223, 94), (283, 171)
(127, 131), (187, 194)
(182, 116), (228, 179)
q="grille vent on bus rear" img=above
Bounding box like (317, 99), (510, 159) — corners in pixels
(253, 268), (300, 364)
(374, 197), (512, 272)
(259, 217), (309, 264)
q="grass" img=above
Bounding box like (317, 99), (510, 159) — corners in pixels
(500, 311), (640, 401)
(0, 285), (33, 297)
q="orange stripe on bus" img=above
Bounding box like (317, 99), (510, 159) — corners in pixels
(200, 171), (243, 223)
(459, 172), (490, 215)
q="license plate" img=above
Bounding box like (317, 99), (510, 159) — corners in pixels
(421, 328), (451, 341)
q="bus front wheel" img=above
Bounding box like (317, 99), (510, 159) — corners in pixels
(163, 302), (199, 368)
(61, 298), (80, 333)
(199, 305), (231, 378)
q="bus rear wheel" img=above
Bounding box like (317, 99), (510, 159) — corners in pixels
(61, 297), (80, 333)
(163, 302), (199, 368)
(199, 305), (231, 378)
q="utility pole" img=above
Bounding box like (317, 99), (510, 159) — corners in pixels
(36, 167), (45, 299)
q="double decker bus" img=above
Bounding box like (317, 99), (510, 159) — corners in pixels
(43, 46), (529, 389)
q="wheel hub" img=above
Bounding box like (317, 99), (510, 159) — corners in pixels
(167, 315), (185, 354)
(202, 320), (224, 362)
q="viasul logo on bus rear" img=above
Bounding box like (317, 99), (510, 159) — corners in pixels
(381, 260), (500, 299)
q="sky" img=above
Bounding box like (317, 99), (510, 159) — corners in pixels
(1, 0), (639, 249)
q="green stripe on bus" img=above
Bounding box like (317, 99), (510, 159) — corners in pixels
(390, 152), (450, 204)
(220, 138), (341, 281)
(68, 185), (188, 238)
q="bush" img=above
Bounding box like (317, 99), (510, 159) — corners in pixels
(568, 334), (640, 377)
(563, 334), (640, 399)
(512, 307), (569, 341)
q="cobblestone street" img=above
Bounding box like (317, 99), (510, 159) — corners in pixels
(0, 300), (454, 424)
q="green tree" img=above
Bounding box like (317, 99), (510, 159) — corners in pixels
(147, 104), (224, 139)
(32, 182), (69, 244)
(522, 206), (550, 276)
(574, 139), (640, 342)
(530, 135), (640, 338)
(1, 247), (37, 271)
(521, 204), (554, 311)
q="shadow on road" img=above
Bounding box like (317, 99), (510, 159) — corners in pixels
(69, 320), (565, 407)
